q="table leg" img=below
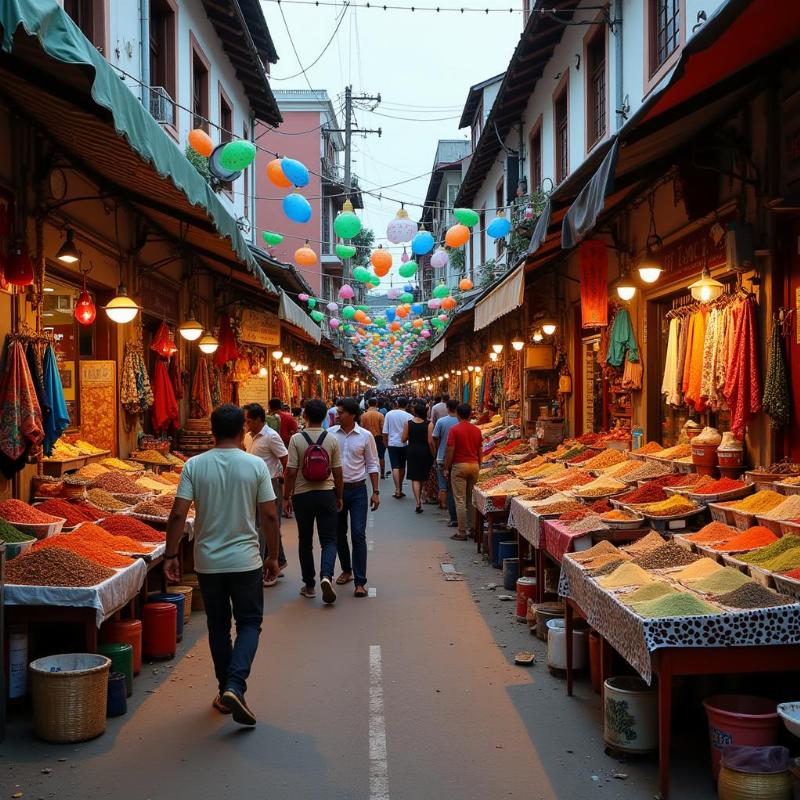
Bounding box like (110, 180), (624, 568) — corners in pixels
(535, 547), (544, 603)
(474, 508), (482, 553)
(657, 655), (673, 800)
(565, 601), (574, 697)
(486, 513), (494, 565)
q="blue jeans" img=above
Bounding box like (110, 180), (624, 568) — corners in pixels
(294, 489), (338, 588)
(197, 568), (263, 696)
(337, 484), (369, 587)
(438, 461), (457, 524)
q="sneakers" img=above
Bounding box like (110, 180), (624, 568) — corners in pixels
(300, 585), (316, 599)
(221, 689), (256, 726)
(320, 576), (337, 605)
(263, 571), (279, 588)
(213, 694), (232, 714)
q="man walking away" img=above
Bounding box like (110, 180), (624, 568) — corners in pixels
(284, 399), (344, 604)
(432, 398), (459, 527)
(165, 404), (279, 726)
(431, 393), (449, 425)
(383, 396), (413, 499)
(244, 403), (289, 586)
(268, 397), (298, 447)
(331, 398), (380, 597)
(444, 403), (483, 542)
(360, 397), (387, 478)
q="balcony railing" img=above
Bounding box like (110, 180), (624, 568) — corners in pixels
(149, 86), (176, 128)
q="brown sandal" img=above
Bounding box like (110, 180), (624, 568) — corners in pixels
(336, 572), (354, 585)
(449, 533), (468, 541)
(354, 586), (368, 598)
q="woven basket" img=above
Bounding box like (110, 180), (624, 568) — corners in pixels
(717, 765), (791, 800)
(30, 654), (110, 742)
(181, 573), (205, 611)
(167, 585), (193, 623)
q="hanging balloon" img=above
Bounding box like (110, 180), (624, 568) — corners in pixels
(400, 292), (414, 303)
(487, 212), (511, 239)
(459, 277), (474, 292)
(400, 248), (410, 264)
(370, 246), (392, 275)
(267, 158), (292, 188)
(398, 261), (418, 278)
(433, 283), (451, 299)
(395, 305), (409, 319)
(430, 248), (448, 269)
(390, 321), (401, 332)
(354, 310), (367, 323)
(385, 307), (396, 322)
(283, 193), (312, 223)
(295, 244), (317, 266)
(307, 298), (317, 309)
(310, 310), (324, 323)
(357, 306), (369, 312)
(333, 199), (362, 239)
(326, 302), (338, 312)
(188, 128), (214, 157)
(411, 228), (434, 256)
(342, 305), (356, 320)
(353, 266), (372, 283)
(403, 322), (413, 331)
(338, 284), (355, 300)
(403, 283), (414, 293)
(431, 317), (443, 328)
(454, 208), (480, 227)
(441, 296), (457, 311)
(262, 230), (284, 247)
(421, 329), (431, 338)
(411, 303), (424, 315)
(438, 314), (448, 322)
(344, 324), (354, 333)
(330, 318), (341, 329)
(445, 223), (470, 248)
(336, 244), (357, 260)
(386, 207), (418, 244)
(280, 157), (310, 187)
(298, 293), (309, 302)
(412, 318), (424, 328)
(376, 317), (387, 328)
(220, 140), (256, 170)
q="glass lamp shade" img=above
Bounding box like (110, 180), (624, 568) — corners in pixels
(489, 352), (498, 362)
(197, 333), (220, 354)
(532, 329), (544, 343)
(615, 279), (637, 302)
(56, 229), (80, 264)
(282, 356), (291, 364)
(467, 366), (474, 372)
(272, 350), (283, 360)
(103, 286), (140, 323)
(511, 338), (525, 351)
(541, 318), (557, 336)
(491, 343), (503, 354)
(74, 290), (96, 326)
(638, 265), (663, 284)
(689, 269), (725, 303)
(178, 317), (204, 341)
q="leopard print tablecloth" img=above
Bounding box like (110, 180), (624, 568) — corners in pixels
(558, 556), (800, 684)
(472, 487), (508, 515)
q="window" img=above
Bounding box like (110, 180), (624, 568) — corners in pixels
(529, 122), (542, 191)
(219, 91), (233, 194)
(149, 0), (176, 128)
(495, 182), (505, 257)
(471, 100), (484, 151)
(191, 45), (209, 131)
(586, 27), (606, 147)
(64, 0), (104, 51)
(554, 80), (569, 183)
(650, 0), (681, 75)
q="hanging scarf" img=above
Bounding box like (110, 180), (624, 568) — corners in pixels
(151, 358), (179, 433)
(150, 321), (177, 358)
(121, 341), (153, 415)
(42, 344), (70, 456)
(26, 341), (49, 434)
(724, 297), (762, 437)
(214, 315), (239, 368)
(579, 240), (609, 327)
(169, 352), (184, 401)
(190, 357), (213, 418)
(763, 321), (790, 429)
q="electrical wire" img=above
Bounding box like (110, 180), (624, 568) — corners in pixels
(360, 109), (463, 122)
(278, 1), (316, 91)
(265, 0), (526, 12)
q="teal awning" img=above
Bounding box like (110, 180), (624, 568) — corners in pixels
(0, 0), (275, 292)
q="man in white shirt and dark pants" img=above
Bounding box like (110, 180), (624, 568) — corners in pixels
(382, 396), (414, 499)
(331, 397), (380, 597)
(244, 403), (289, 586)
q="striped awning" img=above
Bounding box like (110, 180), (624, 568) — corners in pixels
(474, 267), (525, 332)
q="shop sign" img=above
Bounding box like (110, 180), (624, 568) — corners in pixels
(238, 375), (270, 407)
(139, 275), (179, 322)
(659, 221), (728, 281)
(240, 308), (280, 346)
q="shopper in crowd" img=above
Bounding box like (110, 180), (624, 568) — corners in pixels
(383, 396), (414, 499)
(430, 393), (449, 425)
(330, 397), (380, 597)
(360, 396), (387, 478)
(268, 397), (299, 446)
(378, 396), (390, 416)
(444, 403), (483, 541)
(432, 398), (459, 527)
(284, 398), (343, 604)
(327, 398), (339, 429)
(475, 403), (497, 426)
(401, 399), (434, 513)
(165, 404), (279, 726)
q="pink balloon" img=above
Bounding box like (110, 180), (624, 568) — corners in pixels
(421, 329), (431, 338)
(298, 293), (309, 302)
(330, 318), (340, 329)
(428, 299), (441, 309)
(401, 249), (410, 264)
(438, 314), (448, 321)
(430, 249), (448, 269)
(338, 284), (355, 299)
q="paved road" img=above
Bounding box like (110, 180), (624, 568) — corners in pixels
(3, 487), (713, 800)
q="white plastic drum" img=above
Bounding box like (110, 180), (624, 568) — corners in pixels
(603, 676), (658, 753)
(546, 618), (588, 670)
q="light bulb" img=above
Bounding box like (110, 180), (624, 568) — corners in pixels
(272, 350), (283, 360)
(283, 356), (291, 364)
(491, 344), (503, 354)
(258, 366), (268, 377)
(198, 333), (220, 354)
(103, 285), (140, 324)
(533, 329), (544, 343)
(56, 229), (80, 264)
(511, 337), (524, 351)
(489, 352), (498, 362)
(638, 266), (662, 284)
(178, 317), (204, 341)
(617, 284), (637, 302)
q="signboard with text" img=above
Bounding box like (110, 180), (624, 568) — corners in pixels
(240, 309), (281, 346)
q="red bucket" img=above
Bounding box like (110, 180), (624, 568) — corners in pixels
(100, 619), (143, 675)
(142, 602), (177, 660)
(516, 577), (537, 621)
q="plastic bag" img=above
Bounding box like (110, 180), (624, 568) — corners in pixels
(721, 745), (791, 774)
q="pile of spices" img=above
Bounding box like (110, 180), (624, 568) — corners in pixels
(575, 479), (628, 498)
(132, 500), (169, 518)
(566, 450), (595, 464)
(633, 542), (700, 569)
(636, 442), (665, 455)
(754, 549), (800, 573)
(685, 522), (739, 544)
(0, 500), (63, 524)
(92, 472), (149, 494)
(635, 593), (720, 618)
(518, 487), (557, 501)
(34, 536), (134, 568)
(544, 473), (593, 491)
(582, 449), (627, 470)
(559, 508), (591, 522)
(576, 432), (603, 445)
(755, 461), (800, 476)
(654, 444), (693, 460)
(716, 582), (794, 609)
(649, 474), (698, 489)
(672, 558), (723, 582)
(75, 463), (110, 480)
(555, 445), (586, 462)
(159, 471), (181, 485)
(533, 500), (584, 516)
(622, 531), (667, 557)
(86, 489), (130, 512)
(712, 526), (778, 552)
(564, 516), (608, 534)
(781, 567), (800, 579)
(738, 535), (800, 565)
(758, 495), (800, 520)
(690, 568), (752, 594)
(34, 500), (96, 527)
(0, 519), (34, 543)
(135, 474), (178, 495)
(728, 491), (785, 514)
(572, 540), (620, 562)
(622, 582), (677, 605)
(74, 439), (105, 455)
(692, 478), (747, 495)
(101, 457), (143, 472)
(598, 562), (655, 588)
(6, 548), (114, 586)
(132, 449), (171, 465)
(601, 510), (639, 521)
(153, 494), (179, 511)
(602, 461), (643, 478)
(633, 495), (700, 517)
(622, 463), (673, 483)
(72, 500), (105, 520)
(100, 516), (165, 543)
(617, 483), (667, 505)
(587, 557), (629, 577)
(674, 474), (715, 489)
(70, 523), (155, 553)
(590, 499), (613, 514)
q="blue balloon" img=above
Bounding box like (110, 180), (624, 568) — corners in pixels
(487, 215), (512, 239)
(411, 229), (434, 256)
(411, 303), (424, 315)
(283, 193), (312, 223)
(385, 307), (396, 321)
(403, 283), (414, 293)
(281, 158), (310, 188)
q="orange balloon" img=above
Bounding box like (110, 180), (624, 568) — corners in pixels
(441, 296), (457, 311)
(390, 321), (401, 332)
(363, 316), (372, 325)
(267, 158), (292, 188)
(294, 245), (317, 267)
(459, 277), (474, 291)
(413, 318), (423, 328)
(370, 247), (392, 274)
(373, 262), (390, 278)
(188, 128), (214, 157)
(395, 305), (408, 318)
(445, 223), (470, 248)
(389, 335), (397, 343)
(354, 310), (367, 323)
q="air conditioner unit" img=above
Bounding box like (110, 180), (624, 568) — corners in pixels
(149, 86), (175, 127)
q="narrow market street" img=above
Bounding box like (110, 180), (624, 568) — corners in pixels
(3, 493), (714, 800)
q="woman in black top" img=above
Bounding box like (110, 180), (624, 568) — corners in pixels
(402, 400), (435, 513)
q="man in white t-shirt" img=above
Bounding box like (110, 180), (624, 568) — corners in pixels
(166, 404), (279, 727)
(382, 396), (414, 499)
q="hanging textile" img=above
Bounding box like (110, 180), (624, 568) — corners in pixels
(606, 308), (639, 367)
(120, 341), (153, 415)
(210, 365), (222, 408)
(151, 358), (179, 433)
(169, 352), (184, 401)
(25, 341), (49, 437)
(682, 308), (708, 411)
(42, 344), (70, 456)
(190, 357), (212, 418)
(579, 240), (609, 328)
(463, 381), (470, 404)
(661, 317), (681, 406)
(0, 339), (44, 477)
(271, 368), (285, 401)
(504, 351), (521, 400)
(150, 321), (177, 358)
(675, 314), (690, 392)
(213, 315), (239, 368)
(622, 354), (643, 390)
(762, 320), (790, 429)
(723, 296), (762, 437)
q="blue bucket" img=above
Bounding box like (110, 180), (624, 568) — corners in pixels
(148, 593), (185, 642)
(493, 538), (517, 569)
(107, 671), (127, 717)
(502, 557), (520, 590)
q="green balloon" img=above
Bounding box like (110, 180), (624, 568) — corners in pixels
(333, 211), (362, 240)
(219, 140), (256, 170)
(431, 317), (443, 328)
(454, 208), (480, 227)
(433, 284), (451, 299)
(344, 324), (354, 333)
(342, 305), (356, 320)
(403, 322), (413, 331)
(336, 244), (357, 260)
(262, 230), (283, 246)
(357, 305), (369, 311)
(310, 310), (324, 323)
(398, 261), (418, 278)
(400, 292), (414, 303)
(353, 266), (372, 283)
(307, 298), (317, 309)
(376, 317), (387, 327)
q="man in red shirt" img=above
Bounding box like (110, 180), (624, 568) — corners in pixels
(269, 398), (299, 446)
(444, 403), (483, 541)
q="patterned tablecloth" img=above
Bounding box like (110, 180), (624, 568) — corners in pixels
(542, 519), (606, 563)
(558, 556), (800, 684)
(472, 487), (508, 516)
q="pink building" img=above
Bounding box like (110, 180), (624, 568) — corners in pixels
(256, 89), (362, 296)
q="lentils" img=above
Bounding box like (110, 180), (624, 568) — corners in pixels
(633, 542), (700, 570)
(86, 489), (130, 512)
(716, 582), (795, 609)
(6, 548), (115, 586)
(91, 472), (148, 495)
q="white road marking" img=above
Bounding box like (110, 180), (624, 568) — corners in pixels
(369, 645), (390, 800)
(368, 587), (377, 598)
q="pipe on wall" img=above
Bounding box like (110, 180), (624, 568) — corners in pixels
(139, 0), (150, 105)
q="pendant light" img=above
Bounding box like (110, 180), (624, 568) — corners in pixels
(637, 194), (663, 284)
(541, 317), (557, 336)
(532, 328), (544, 343)
(491, 343), (503, 354)
(511, 334), (525, 351)
(197, 332), (220, 354)
(73, 264), (96, 326)
(688, 266), (725, 303)
(56, 228), (80, 264)
(178, 313), (204, 341)
(103, 284), (140, 323)
(272, 349), (283, 361)
(613, 265), (637, 302)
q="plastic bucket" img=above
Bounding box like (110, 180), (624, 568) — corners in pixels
(106, 672), (128, 717)
(546, 618), (587, 671)
(515, 577), (537, 622)
(148, 592), (185, 641)
(97, 643), (133, 698)
(535, 602), (564, 641)
(494, 539), (517, 569)
(100, 619), (142, 675)
(7, 628), (28, 699)
(588, 630), (602, 694)
(703, 694), (779, 779)
(603, 676), (658, 753)
(142, 603), (177, 660)
(502, 557), (519, 590)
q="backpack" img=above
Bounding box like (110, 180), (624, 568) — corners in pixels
(301, 431), (331, 482)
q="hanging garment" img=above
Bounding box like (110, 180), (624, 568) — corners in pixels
(699, 307), (719, 408)
(683, 309), (708, 411)
(121, 341), (154, 415)
(0, 339), (44, 477)
(210, 366), (222, 408)
(26, 341), (47, 421)
(463, 381), (470, 404)
(169, 352), (184, 401)
(606, 308), (639, 367)
(151, 358), (179, 433)
(213, 315), (239, 368)
(42, 344), (70, 456)
(661, 317), (681, 406)
(150, 321), (177, 358)
(762, 321), (791, 429)
(622, 353), (644, 390)
(271, 368), (285, 401)
(579, 240), (608, 328)
(674, 315), (688, 393)
(190, 357), (212, 418)
(724, 297), (762, 437)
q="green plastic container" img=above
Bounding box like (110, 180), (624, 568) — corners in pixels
(98, 643), (134, 697)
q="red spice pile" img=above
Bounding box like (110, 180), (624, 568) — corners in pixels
(713, 526), (778, 552)
(559, 508), (592, 522)
(648, 474), (698, 488)
(99, 515), (165, 543)
(590, 499), (612, 514)
(71, 500), (105, 520)
(34, 535), (135, 568)
(0, 499), (62, 524)
(35, 500), (96, 527)
(617, 483), (667, 504)
(692, 477), (746, 495)
(782, 567), (800, 580)
(685, 521), (738, 544)
(566, 450), (594, 464)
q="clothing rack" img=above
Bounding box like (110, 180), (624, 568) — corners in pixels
(665, 284), (754, 320)
(6, 325), (54, 345)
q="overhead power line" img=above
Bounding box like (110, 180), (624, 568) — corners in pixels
(265, 0), (606, 13)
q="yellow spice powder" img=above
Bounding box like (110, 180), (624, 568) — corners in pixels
(598, 562), (655, 588)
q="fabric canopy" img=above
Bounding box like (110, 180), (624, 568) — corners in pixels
(474, 267), (525, 332)
(527, 199), (552, 255)
(430, 337), (447, 362)
(278, 291), (322, 344)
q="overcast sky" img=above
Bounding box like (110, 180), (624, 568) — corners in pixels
(260, 0), (520, 290)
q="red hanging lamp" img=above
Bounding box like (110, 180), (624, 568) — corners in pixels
(74, 263), (96, 326)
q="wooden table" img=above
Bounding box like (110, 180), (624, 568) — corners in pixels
(472, 490), (509, 556)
